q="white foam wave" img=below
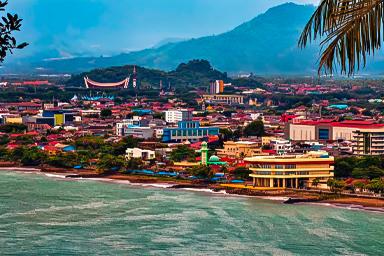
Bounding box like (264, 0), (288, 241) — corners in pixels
(43, 173), (67, 179)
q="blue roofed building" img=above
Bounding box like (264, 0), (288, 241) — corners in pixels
(162, 121), (219, 143)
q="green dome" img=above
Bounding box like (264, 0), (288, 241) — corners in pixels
(209, 155), (220, 162)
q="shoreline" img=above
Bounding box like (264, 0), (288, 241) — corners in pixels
(1, 167), (384, 213)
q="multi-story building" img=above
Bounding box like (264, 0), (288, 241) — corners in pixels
(125, 148), (156, 160)
(245, 151), (334, 189)
(286, 120), (384, 142)
(209, 80), (224, 94)
(270, 139), (293, 154)
(216, 141), (263, 158)
(124, 126), (154, 139)
(165, 109), (192, 124)
(353, 128), (384, 155)
(162, 121), (219, 143)
(202, 94), (244, 105)
(115, 117), (149, 136)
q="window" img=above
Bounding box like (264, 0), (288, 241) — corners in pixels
(319, 128), (330, 140)
(285, 164), (296, 169)
(275, 165), (284, 169)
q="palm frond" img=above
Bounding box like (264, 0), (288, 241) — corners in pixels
(299, 0), (384, 75)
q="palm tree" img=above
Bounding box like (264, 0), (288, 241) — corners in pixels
(299, 0), (384, 75)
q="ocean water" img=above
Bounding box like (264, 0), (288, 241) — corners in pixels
(0, 172), (383, 255)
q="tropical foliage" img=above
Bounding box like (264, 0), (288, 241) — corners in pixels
(300, 0), (384, 75)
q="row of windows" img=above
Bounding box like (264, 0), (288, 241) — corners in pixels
(170, 129), (217, 137)
(254, 171), (310, 176)
(251, 164), (297, 169)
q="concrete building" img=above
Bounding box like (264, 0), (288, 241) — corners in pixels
(202, 94), (244, 105)
(165, 109), (192, 124)
(162, 121), (219, 143)
(124, 126), (154, 139)
(270, 139), (293, 154)
(245, 151), (334, 189)
(353, 128), (384, 155)
(286, 120), (384, 141)
(125, 148), (156, 160)
(116, 117), (150, 136)
(216, 141), (263, 158)
(209, 80), (224, 94)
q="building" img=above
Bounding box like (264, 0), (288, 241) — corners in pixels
(216, 141), (262, 158)
(286, 120), (384, 141)
(209, 80), (224, 94)
(245, 152), (334, 189)
(162, 121), (219, 143)
(270, 139), (293, 154)
(116, 117), (149, 136)
(125, 148), (156, 160)
(353, 128), (384, 155)
(202, 94), (244, 105)
(165, 109), (192, 124)
(124, 126), (154, 139)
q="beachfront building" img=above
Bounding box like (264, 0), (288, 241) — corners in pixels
(162, 121), (219, 143)
(353, 128), (384, 155)
(244, 152), (334, 189)
(164, 109), (192, 124)
(125, 148), (156, 160)
(216, 141), (262, 158)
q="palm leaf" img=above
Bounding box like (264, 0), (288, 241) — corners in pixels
(299, 0), (384, 75)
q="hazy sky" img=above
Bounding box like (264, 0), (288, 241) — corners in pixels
(7, 0), (319, 58)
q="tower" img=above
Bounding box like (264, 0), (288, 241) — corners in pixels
(201, 142), (209, 166)
(132, 66), (137, 88)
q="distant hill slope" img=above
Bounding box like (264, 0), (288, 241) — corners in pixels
(4, 3), (321, 75)
(65, 59), (230, 88)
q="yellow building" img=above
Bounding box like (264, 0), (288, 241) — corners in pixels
(244, 152), (334, 189)
(261, 136), (279, 146)
(5, 117), (23, 124)
(216, 141), (263, 158)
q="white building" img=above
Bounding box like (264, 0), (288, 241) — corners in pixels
(270, 139), (293, 154)
(126, 148), (156, 160)
(165, 109), (192, 124)
(116, 116), (149, 136)
(124, 126), (154, 139)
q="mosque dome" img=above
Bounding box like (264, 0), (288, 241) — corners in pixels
(209, 155), (220, 163)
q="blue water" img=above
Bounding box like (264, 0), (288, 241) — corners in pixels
(0, 171), (383, 255)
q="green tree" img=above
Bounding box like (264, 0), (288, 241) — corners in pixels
(97, 154), (126, 174)
(352, 166), (384, 179)
(0, 1), (28, 62)
(366, 178), (384, 194)
(189, 165), (211, 179)
(334, 157), (356, 178)
(100, 108), (112, 118)
(232, 167), (252, 180)
(312, 178), (320, 188)
(327, 178), (346, 193)
(243, 120), (265, 137)
(170, 145), (196, 162)
(0, 123), (27, 133)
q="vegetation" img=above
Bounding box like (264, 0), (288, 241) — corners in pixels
(335, 156), (384, 179)
(188, 165), (212, 179)
(232, 167), (252, 180)
(100, 108), (112, 118)
(0, 0), (28, 62)
(0, 123), (27, 133)
(170, 145), (197, 162)
(243, 120), (265, 137)
(300, 0), (383, 75)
